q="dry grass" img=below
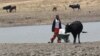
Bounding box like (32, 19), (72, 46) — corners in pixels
(0, 0), (100, 26)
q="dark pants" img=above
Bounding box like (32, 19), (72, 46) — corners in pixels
(51, 28), (61, 43)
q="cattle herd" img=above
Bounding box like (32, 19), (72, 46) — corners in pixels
(2, 3), (80, 13)
(52, 4), (80, 11)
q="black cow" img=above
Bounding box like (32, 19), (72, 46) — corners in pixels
(9, 6), (16, 12)
(3, 5), (16, 13)
(3, 5), (12, 12)
(69, 4), (80, 10)
(65, 21), (83, 44)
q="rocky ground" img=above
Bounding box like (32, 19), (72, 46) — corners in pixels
(0, 42), (100, 56)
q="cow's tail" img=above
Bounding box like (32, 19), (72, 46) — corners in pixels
(82, 31), (87, 33)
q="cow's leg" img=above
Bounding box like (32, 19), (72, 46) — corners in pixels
(6, 9), (8, 12)
(73, 8), (74, 11)
(78, 33), (81, 44)
(73, 33), (77, 44)
(78, 8), (80, 10)
(8, 9), (10, 13)
(15, 8), (16, 12)
(73, 8), (75, 11)
(9, 9), (12, 13)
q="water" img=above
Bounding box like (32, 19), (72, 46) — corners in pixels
(0, 22), (100, 43)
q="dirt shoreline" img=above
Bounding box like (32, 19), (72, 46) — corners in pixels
(0, 10), (100, 27)
(0, 41), (100, 56)
(0, 17), (100, 27)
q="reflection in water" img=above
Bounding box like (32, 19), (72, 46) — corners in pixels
(0, 22), (100, 43)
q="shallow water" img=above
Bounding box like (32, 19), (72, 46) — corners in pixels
(0, 22), (100, 43)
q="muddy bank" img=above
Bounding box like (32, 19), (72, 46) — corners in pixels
(0, 11), (100, 27)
